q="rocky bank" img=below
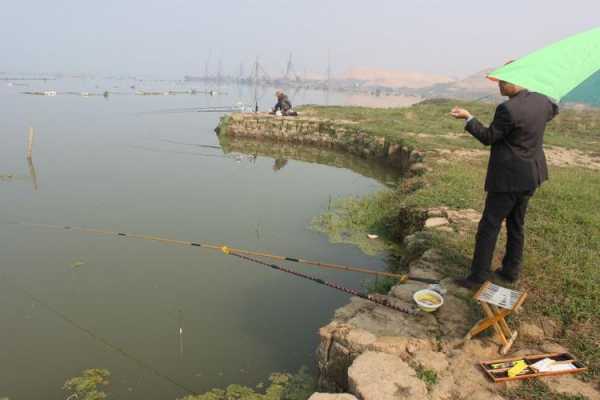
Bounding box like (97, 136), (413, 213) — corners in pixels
(311, 201), (600, 400)
(311, 227), (600, 400)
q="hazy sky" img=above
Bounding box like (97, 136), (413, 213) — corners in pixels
(1, 0), (597, 78)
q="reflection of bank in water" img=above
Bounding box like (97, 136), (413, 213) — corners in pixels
(2, 161), (38, 190)
(28, 158), (38, 190)
(7, 157), (41, 191)
(219, 136), (406, 186)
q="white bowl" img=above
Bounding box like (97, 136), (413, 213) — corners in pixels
(413, 289), (444, 312)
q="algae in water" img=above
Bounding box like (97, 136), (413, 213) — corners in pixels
(63, 368), (110, 400)
(179, 368), (315, 400)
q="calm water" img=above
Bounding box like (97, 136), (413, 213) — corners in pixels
(0, 79), (407, 399)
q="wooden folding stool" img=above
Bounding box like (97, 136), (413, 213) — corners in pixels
(465, 281), (528, 355)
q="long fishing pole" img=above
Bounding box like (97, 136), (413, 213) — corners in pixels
(2, 279), (197, 396)
(21, 222), (438, 284)
(225, 250), (417, 315)
(195, 108), (244, 113)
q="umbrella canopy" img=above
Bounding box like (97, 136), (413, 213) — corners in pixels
(562, 69), (600, 106)
(487, 27), (600, 102)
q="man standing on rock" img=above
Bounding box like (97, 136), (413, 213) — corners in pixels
(449, 78), (558, 289)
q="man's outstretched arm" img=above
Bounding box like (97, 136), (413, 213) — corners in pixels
(450, 104), (514, 146)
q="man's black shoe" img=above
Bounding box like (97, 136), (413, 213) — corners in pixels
(494, 269), (518, 283)
(453, 277), (482, 290)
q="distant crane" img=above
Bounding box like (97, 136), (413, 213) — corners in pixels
(253, 56), (260, 111)
(284, 52), (299, 81)
(217, 58), (223, 86)
(238, 62), (245, 82)
(204, 50), (212, 79)
(327, 49), (332, 90)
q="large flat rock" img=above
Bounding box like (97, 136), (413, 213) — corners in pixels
(348, 351), (428, 400)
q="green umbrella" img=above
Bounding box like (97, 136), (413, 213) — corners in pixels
(487, 27), (600, 102)
(563, 70), (600, 106)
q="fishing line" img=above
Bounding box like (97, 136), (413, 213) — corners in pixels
(126, 145), (235, 160)
(159, 139), (222, 150)
(2, 279), (198, 396)
(20, 222), (439, 284)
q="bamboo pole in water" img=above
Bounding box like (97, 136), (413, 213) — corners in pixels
(26, 128), (38, 190)
(27, 127), (34, 160)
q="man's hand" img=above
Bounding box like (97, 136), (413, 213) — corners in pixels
(450, 107), (472, 120)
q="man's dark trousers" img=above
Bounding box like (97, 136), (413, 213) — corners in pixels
(469, 190), (533, 283)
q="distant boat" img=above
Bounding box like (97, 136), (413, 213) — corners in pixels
(44, 91), (57, 96)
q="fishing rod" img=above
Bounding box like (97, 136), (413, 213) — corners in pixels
(21, 222), (438, 284)
(137, 105), (249, 115)
(226, 250), (417, 315)
(13, 223), (418, 315)
(2, 278), (197, 396)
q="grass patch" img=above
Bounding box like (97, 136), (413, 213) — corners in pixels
(413, 363), (438, 389)
(301, 100), (600, 152)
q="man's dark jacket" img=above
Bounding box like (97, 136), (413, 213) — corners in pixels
(466, 90), (559, 192)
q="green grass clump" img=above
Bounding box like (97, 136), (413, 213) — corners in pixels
(363, 276), (399, 295)
(413, 364), (438, 388)
(63, 369), (110, 400)
(311, 192), (401, 255)
(311, 188), (428, 256)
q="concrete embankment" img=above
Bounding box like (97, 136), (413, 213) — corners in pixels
(216, 113), (422, 172)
